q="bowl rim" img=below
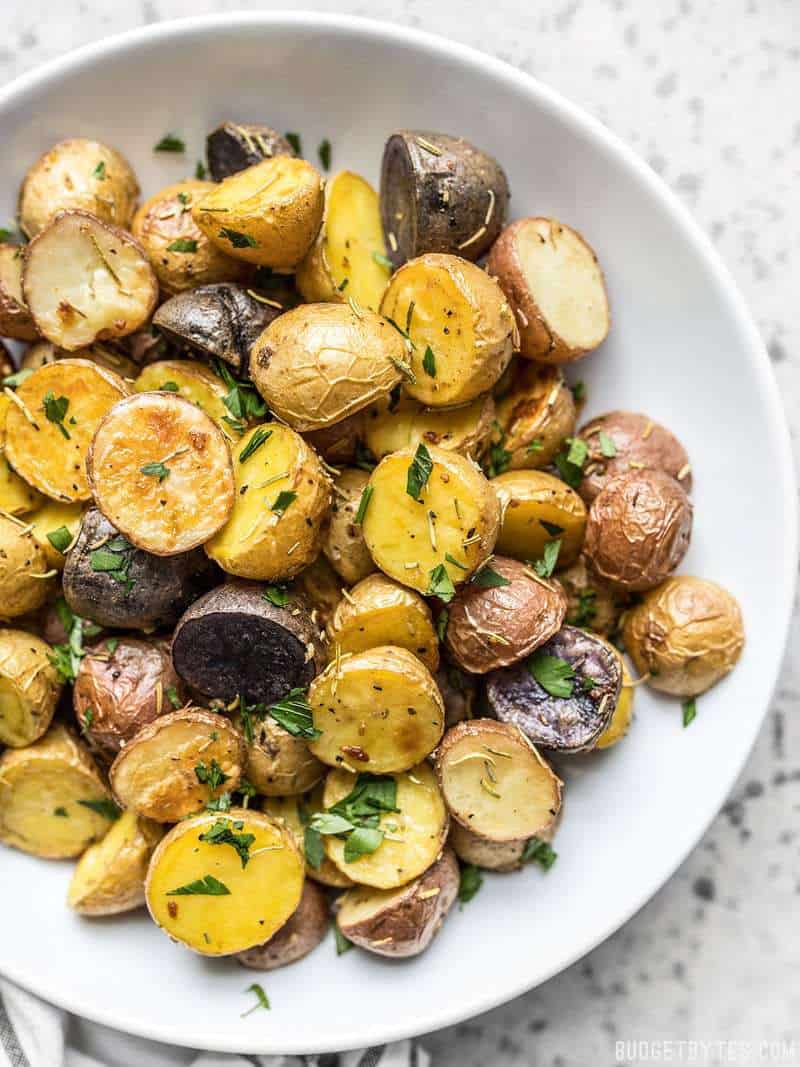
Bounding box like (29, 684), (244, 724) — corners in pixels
(0, 9), (796, 1054)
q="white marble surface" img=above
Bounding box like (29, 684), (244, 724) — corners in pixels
(2, 1), (799, 1063)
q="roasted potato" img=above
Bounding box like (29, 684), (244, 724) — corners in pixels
(87, 392), (235, 555)
(297, 170), (391, 311)
(62, 508), (215, 631)
(622, 575), (744, 697)
(493, 469), (587, 569)
(261, 787), (355, 889)
(595, 639), (636, 749)
(239, 715), (325, 797)
(364, 391), (495, 461)
(380, 130), (509, 265)
(583, 469), (692, 591)
(109, 707), (245, 821)
(327, 573), (439, 671)
(27, 499), (84, 571)
(250, 303), (405, 432)
(557, 553), (629, 635)
(361, 444), (500, 596)
(206, 122), (295, 181)
(0, 243), (38, 340)
(486, 625), (621, 753)
(4, 358), (128, 502)
(379, 253), (515, 407)
(22, 211), (157, 350)
(447, 821), (527, 872)
(133, 358), (231, 434)
(290, 554), (343, 630)
(236, 879), (329, 970)
(336, 847), (459, 958)
(18, 138), (139, 238)
(435, 658), (478, 727)
(304, 409), (366, 467)
(73, 637), (186, 763)
(322, 468), (376, 585)
(0, 394), (43, 516)
(145, 808), (304, 956)
(0, 513), (55, 617)
(309, 645), (444, 773)
(436, 719), (562, 842)
(19, 338), (140, 379)
(486, 217), (610, 363)
(204, 422), (331, 580)
(490, 363), (576, 472)
(444, 556), (566, 673)
(321, 762), (448, 889)
(0, 628), (62, 746)
(172, 580), (324, 706)
(67, 809), (163, 916)
(153, 284), (279, 376)
(0, 724), (115, 858)
(192, 156), (325, 269)
(576, 411), (692, 503)
(132, 180), (250, 296)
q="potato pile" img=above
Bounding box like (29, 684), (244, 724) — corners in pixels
(0, 124), (744, 975)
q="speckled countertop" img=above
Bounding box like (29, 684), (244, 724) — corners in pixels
(3, 1), (799, 1063)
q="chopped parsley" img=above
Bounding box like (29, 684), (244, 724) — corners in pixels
(2, 368), (33, 389)
(485, 421), (511, 477)
(199, 818), (255, 868)
(268, 688), (320, 739)
(154, 133), (185, 152)
(53, 807), (68, 817)
(426, 563), (455, 602)
(445, 552), (467, 571)
(353, 440), (377, 472)
(527, 651), (575, 698)
(140, 461), (170, 482)
(238, 427), (272, 463)
(569, 589), (597, 628)
(532, 539), (561, 578)
(354, 485), (373, 525)
(285, 131), (302, 155)
(166, 685), (182, 709)
(166, 238), (198, 253)
(570, 381), (586, 404)
(458, 864), (483, 905)
(406, 442), (433, 500)
(539, 520), (564, 536)
(212, 360), (268, 434)
(89, 535), (135, 593)
(471, 565), (511, 589)
(334, 925), (354, 955)
(271, 490), (297, 516)
(219, 227), (257, 249)
(554, 437), (588, 489)
(317, 138), (331, 170)
(105, 638), (119, 654)
(42, 391), (71, 439)
(195, 160), (207, 179)
(159, 380), (180, 392)
(372, 250), (393, 270)
(264, 585), (290, 608)
(526, 438), (544, 454)
(92, 161), (107, 180)
(422, 345), (436, 377)
(194, 759), (229, 792)
(47, 599), (101, 683)
(682, 698), (697, 728)
(166, 875), (230, 896)
(46, 526), (72, 554)
(521, 836), (558, 870)
(598, 431), (617, 458)
(310, 774), (399, 864)
(435, 608), (449, 642)
(241, 983), (270, 1017)
(78, 798), (121, 821)
(304, 824), (325, 870)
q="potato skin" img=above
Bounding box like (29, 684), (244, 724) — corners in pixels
(337, 847), (459, 958)
(0, 629), (62, 747)
(491, 363), (576, 472)
(18, 138), (139, 238)
(448, 822), (526, 872)
(236, 879), (329, 971)
(0, 513), (55, 618)
(304, 410), (365, 467)
(434, 658), (478, 727)
(240, 715), (325, 797)
(206, 122), (295, 182)
(73, 637), (186, 763)
(380, 130), (509, 265)
(322, 467), (376, 584)
(250, 303), (404, 432)
(0, 244), (38, 341)
(577, 411), (692, 503)
(290, 554), (343, 631)
(445, 556), (566, 673)
(622, 576), (744, 697)
(584, 469), (692, 592)
(67, 809), (163, 916)
(557, 554), (629, 635)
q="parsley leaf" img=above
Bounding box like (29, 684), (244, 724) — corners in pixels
(309, 774), (399, 864)
(485, 421), (511, 477)
(353, 440), (377, 472)
(154, 133), (185, 152)
(521, 836), (558, 870)
(354, 485), (373, 525)
(47, 599), (100, 683)
(2, 368), (33, 389)
(212, 360), (268, 434)
(527, 651), (575, 698)
(471, 566), (511, 589)
(159, 380), (180, 392)
(167, 875), (230, 896)
(568, 589), (597, 628)
(526, 438), (544, 454)
(458, 864), (483, 904)
(42, 391), (71, 439)
(406, 442), (433, 500)
(46, 526), (72, 554)
(554, 437), (587, 489)
(92, 161), (107, 179)
(195, 160), (207, 179)
(194, 759), (229, 791)
(533, 540), (561, 578)
(372, 250), (393, 270)
(304, 826), (325, 869)
(166, 238), (198, 253)
(199, 818), (255, 868)
(422, 345), (436, 377)
(539, 520), (564, 536)
(598, 431), (617, 458)
(268, 688), (320, 739)
(242, 983), (270, 1017)
(239, 427), (272, 463)
(78, 798), (121, 821)
(89, 536), (135, 593)
(166, 685), (182, 709)
(344, 826), (384, 862)
(334, 924), (354, 955)
(426, 563), (455, 602)
(219, 227), (257, 248)
(436, 608), (449, 641)
(317, 138), (331, 170)
(140, 461), (170, 482)
(285, 131), (302, 155)
(264, 585), (290, 607)
(271, 490), (297, 516)
(682, 698), (697, 728)
(570, 381), (586, 404)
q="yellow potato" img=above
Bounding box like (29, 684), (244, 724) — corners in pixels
(0, 394), (43, 515)
(192, 156), (325, 269)
(19, 339), (139, 379)
(134, 359), (232, 435)
(322, 467), (376, 584)
(0, 513), (56, 617)
(290, 554), (343, 630)
(361, 444), (500, 595)
(0, 628), (62, 747)
(205, 422), (332, 581)
(596, 642), (636, 750)
(493, 469), (586, 567)
(364, 392), (495, 461)
(261, 788), (354, 889)
(145, 808), (305, 956)
(491, 363), (576, 471)
(309, 645), (444, 773)
(68, 810), (163, 916)
(239, 715), (325, 797)
(27, 499), (84, 570)
(297, 170), (391, 311)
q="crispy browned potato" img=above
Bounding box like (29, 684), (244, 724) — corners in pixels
(364, 392), (495, 461)
(109, 708), (246, 821)
(0, 244), (38, 340)
(73, 637), (185, 763)
(584, 469), (692, 591)
(576, 411), (692, 503)
(444, 556), (566, 673)
(623, 576), (744, 697)
(239, 715), (325, 797)
(0, 513), (56, 618)
(0, 628), (62, 747)
(493, 469), (586, 569)
(487, 217), (610, 363)
(322, 468), (376, 584)
(206, 122), (295, 181)
(132, 180), (250, 296)
(380, 130), (509, 265)
(490, 363), (576, 472)
(336, 847), (459, 958)
(236, 879), (329, 970)
(67, 810), (163, 916)
(556, 553), (629, 635)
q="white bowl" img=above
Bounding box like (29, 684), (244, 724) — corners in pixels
(0, 12), (795, 1056)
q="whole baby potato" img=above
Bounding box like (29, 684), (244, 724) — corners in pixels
(623, 575), (744, 697)
(0, 513), (55, 618)
(583, 469), (692, 592)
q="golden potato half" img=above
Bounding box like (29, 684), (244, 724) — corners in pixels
(493, 468), (586, 568)
(261, 789), (355, 890)
(134, 359), (232, 436)
(492, 362), (576, 471)
(0, 629), (62, 747)
(0, 394), (43, 516)
(364, 391), (495, 461)
(0, 513), (56, 617)
(68, 809), (163, 916)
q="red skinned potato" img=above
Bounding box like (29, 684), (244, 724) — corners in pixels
(0, 244), (38, 340)
(444, 556), (566, 673)
(583, 469), (692, 592)
(576, 411), (692, 503)
(236, 880), (329, 971)
(487, 217), (610, 364)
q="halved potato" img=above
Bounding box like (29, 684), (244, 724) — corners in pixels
(67, 809), (163, 916)
(361, 444), (500, 595)
(239, 715), (325, 797)
(0, 724), (115, 858)
(0, 394), (43, 515)
(19, 339), (140, 379)
(204, 422), (331, 580)
(192, 156), (325, 269)
(448, 822), (526, 871)
(87, 392), (235, 555)
(0, 513), (56, 617)
(322, 762), (448, 889)
(493, 469), (586, 568)
(0, 244), (38, 340)
(491, 363), (576, 471)
(290, 554), (343, 630)
(435, 719), (562, 843)
(296, 170), (391, 310)
(134, 359), (231, 435)
(109, 708), (246, 822)
(487, 217), (610, 363)
(236, 879), (329, 971)
(22, 211), (157, 350)
(131, 180), (250, 296)
(595, 640), (636, 750)
(336, 847), (459, 958)
(261, 787), (355, 889)
(145, 808), (304, 956)
(327, 573), (439, 671)
(322, 467), (376, 585)
(379, 253), (515, 407)
(364, 392), (495, 461)
(27, 499), (84, 570)
(309, 645), (444, 773)
(0, 628), (62, 747)
(4, 359), (128, 502)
